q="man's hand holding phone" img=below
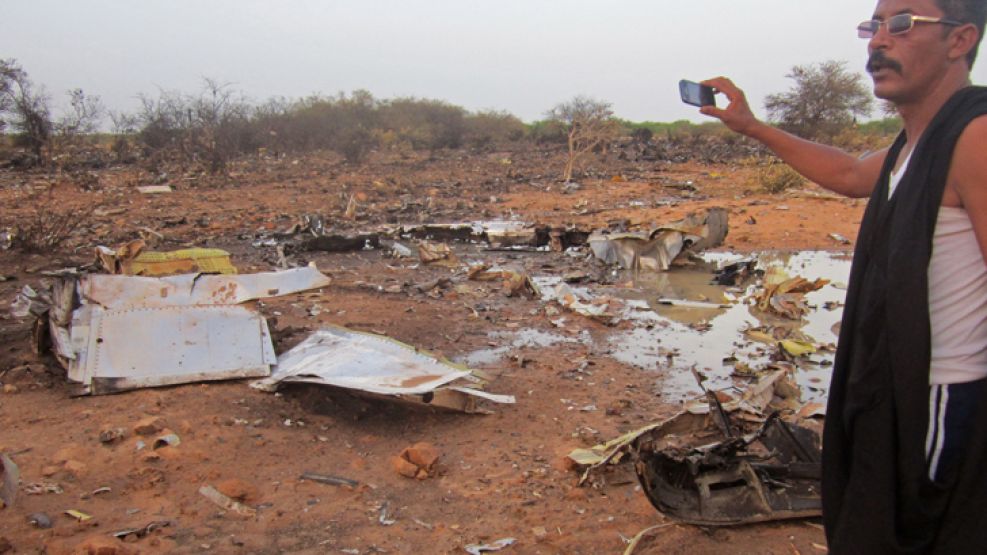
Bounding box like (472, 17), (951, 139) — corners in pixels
(679, 80), (716, 107)
(686, 77), (759, 136)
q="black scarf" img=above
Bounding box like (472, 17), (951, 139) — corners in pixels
(823, 85), (987, 553)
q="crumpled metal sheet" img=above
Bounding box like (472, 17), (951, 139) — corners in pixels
(588, 208), (728, 271)
(252, 327), (515, 411)
(79, 265), (331, 309)
(634, 415), (822, 526)
(49, 266), (331, 395)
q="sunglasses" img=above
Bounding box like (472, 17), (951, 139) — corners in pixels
(857, 13), (963, 38)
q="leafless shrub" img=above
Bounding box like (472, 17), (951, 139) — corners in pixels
(132, 79), (254, 174)
(7, 192), (96, 253)
(751, 160), (805, 194)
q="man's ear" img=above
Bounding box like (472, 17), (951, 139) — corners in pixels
(948, 23), (980, 63)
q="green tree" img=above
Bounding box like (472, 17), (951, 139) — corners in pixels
(764, 60), (873, 142)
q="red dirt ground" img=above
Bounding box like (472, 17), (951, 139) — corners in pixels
(0, 148), (859, 554)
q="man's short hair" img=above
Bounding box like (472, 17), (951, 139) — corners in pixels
(935, 0), (987, 67)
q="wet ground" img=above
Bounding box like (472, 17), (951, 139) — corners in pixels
(0, 148), (861, 553)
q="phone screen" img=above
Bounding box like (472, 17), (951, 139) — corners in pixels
(679, 80), (715, 107)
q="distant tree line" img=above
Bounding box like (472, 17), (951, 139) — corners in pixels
(0, 57), (902, 177)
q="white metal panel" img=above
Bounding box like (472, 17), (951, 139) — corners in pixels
(255, 327), (471, 395)
(80, 265), (331, 309)
(82, 305), (273, 392)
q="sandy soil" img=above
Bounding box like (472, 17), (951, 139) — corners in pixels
(0, 147), (860, 554)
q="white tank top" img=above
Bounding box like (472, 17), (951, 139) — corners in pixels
(927, 206), (987, 384)
(889, 155), (987, 384)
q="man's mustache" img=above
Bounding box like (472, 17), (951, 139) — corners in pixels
(867, 51), (903, 74)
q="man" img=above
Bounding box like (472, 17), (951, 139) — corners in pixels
(696, 0), (987, 551)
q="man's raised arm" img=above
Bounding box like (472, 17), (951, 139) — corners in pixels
(700, 77), (886, 199)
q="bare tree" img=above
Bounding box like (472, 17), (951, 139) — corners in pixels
(546, 96), (620, 182)
(0, 59), (22, 133)
(0, 59), (52, 163)
(57, 88), (104, 136)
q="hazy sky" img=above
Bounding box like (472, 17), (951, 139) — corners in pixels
(3, 0), (987, 124)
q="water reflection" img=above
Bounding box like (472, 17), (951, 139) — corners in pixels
(610, 251), (851, 402)
(459, 251), (852, 404)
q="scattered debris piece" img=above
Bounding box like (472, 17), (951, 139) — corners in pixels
(621, 523), (675, 555)
(378, 500), (396, 526)
(714, 259), (758, 285)
(85, 486), (112, 498)
(589, 208), (728, 271)
(419, 241), (459, 267)
(828, 233), (851, 245)
(635, 413), (821, 525)
(65, 509), (93, 522)
(136, 185), (172, 194)
(464, 537), (517, 555)
(780, 339), (816, 358)
(467, 264), (541, 298)
(300, 472), (360, 488)
(656, 298), (730, 310)
(304, 233), (381, 253)
(23, 482), (63, 495)
(754, 268), (829, 320)
(684, 368), (802, 417)
(96, 241), (237, 276)
(252, 327), (514, 413)
(544, 283), (621, 322)
(152, 431), (181, 449)
(198, 485), (257, 518)
(397, 221), (588, 251)
(0, 455), (19, 509)
(393, 442), (440, 480)
(27, 512), (52, 529)
(111, 520), (174, 539)
(99, 428), (126, 444)
(390, 242), (414, 258)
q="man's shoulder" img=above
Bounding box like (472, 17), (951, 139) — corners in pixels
(949, 116), (987, 201)
(956, 116), (987, 150)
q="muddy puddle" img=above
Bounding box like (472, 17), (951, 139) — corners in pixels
(462, 250), (851, 404)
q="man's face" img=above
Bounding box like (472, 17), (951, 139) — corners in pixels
(867, 0), (955, 102)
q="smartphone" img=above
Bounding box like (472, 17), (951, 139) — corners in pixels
(679, 80), (716, 107)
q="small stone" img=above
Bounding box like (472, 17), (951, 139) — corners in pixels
(532, 526), (548, 539)
(133, 416), (166, 436)
(394, 442), (441, 480)
(404, 442), (440, 469)
(391, 455), (420, 479)
(216, 479), (259, 503)
(62, 460), (87, 478)
(41, 465), (60, 478)
(99, 428), (125, 445)
(2, 385), (17, 394)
